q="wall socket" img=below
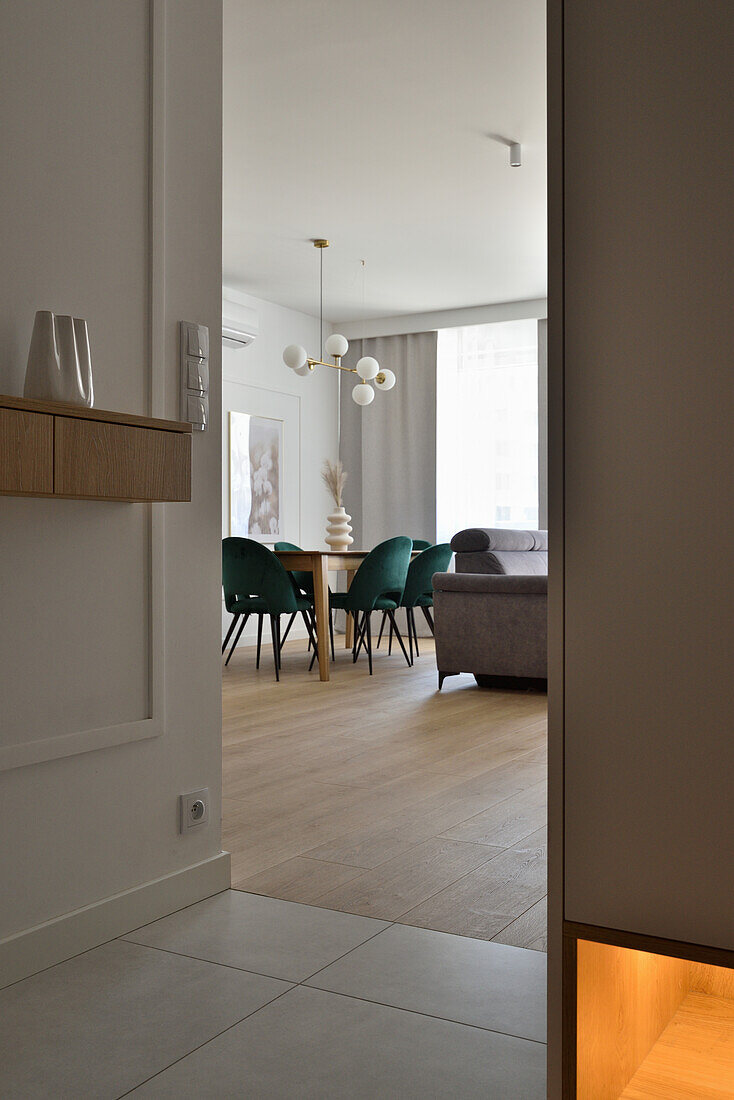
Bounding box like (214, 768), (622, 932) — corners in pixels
(180, 788), (209, 833)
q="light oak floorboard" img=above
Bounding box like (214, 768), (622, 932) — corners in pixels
(233, 856), (366, 904)
(310, 837), (502, 922)
(396, 827), (547, 941)
(223, 638), (547, 946)
(440, 779), (547, 849)
(493, 896), (548, 952)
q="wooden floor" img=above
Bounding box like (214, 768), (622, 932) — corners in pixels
(222, 634), (547, 950)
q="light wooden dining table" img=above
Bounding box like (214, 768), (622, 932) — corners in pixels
(273, 548), (417, 682)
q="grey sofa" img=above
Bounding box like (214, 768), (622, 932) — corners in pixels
(433, 528), (547, 689)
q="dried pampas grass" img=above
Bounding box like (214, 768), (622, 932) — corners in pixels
(321, 459), (347, 507)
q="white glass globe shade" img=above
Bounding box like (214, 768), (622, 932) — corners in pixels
(325, 333), (349, 358)
(283, 343), (307, 370)
(294, 362), (311, 376)
(356, 355), (379, 381)
(375, 368), (396, 391)
(352, 383), (375, 406)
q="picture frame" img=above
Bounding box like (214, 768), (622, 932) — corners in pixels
(229, 410), (283, 543)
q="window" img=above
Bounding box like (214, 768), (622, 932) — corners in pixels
(436, 320), (539, 541)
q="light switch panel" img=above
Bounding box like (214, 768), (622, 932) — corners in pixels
(186, 323), (209, 360)
(180, 321), (210, 430)
(186, 358), (208, 394)
(187, 394), (208, 428)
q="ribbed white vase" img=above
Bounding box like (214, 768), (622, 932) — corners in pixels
(325, 506), (353, 551)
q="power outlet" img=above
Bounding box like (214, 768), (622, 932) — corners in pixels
(180, 788), (209, 833)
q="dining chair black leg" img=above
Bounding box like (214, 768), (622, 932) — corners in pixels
(301, 610), (319, 664)
(329, 608), (335, 662)
(360, 612), (371, 659)
(421, 606), (435, 634)
(411, 608), (420, 657)
(351, 611), (359, 659)
(365, 610), (373, 675)
(270, 615), (280, 681)
(386, 610), (411, 668)
(406, 609), (414, 665)
(376, 611), (388, 649)
(353, 612), (364, 662)
(388, 617), (394, 656)
(256, 614), (263, 668)
(308, 611), (321, 672)
(222, 613), (239, 655)
(279, 612), (297, 651)
(353, 612), (368, 662)
(225, 612), (250, 666)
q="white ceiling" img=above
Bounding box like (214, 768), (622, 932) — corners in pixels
(223, 0), (546, 323)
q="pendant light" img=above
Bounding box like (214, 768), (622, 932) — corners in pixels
(282, 240), (396, 404)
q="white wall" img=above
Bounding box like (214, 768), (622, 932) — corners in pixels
(221, 288), (339, 644)
(0, 0), (225, 968)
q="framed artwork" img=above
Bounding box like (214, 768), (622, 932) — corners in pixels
(229, 411), (283, 542)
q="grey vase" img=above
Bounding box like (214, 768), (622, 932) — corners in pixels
(24, 310), (94, 407)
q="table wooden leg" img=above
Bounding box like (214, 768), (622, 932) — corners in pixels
(344, 570), (354, 649)
(312, 553), (330, 681)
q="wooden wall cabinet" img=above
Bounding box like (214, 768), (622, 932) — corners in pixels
(551, 1), (734, 1096)
(0, 395), (191, 503)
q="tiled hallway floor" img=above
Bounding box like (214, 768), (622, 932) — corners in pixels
(1, 890), (546, 1098)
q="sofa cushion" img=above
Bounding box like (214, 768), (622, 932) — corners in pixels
(450, 528), (548, 553)
(433, 572), (547, 595)
(454, 550), (548, 576)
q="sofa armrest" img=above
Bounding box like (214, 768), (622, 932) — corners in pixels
(432, 572), (548, 596)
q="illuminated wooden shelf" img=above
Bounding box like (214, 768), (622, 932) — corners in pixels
(0, 394), (191, 503)
(574, 933), (734, 1100)
(621, 993), (734, 1099)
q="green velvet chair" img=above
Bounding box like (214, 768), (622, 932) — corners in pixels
(377, 543), (453, 662)
(274, 541), (334, 662)
(222, 537), (318, 680)
(327, 536), (413, 675)
(411, 539), (432, 551)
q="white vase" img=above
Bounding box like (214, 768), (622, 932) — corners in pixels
(24, 310), (94, 407)
(72, 316), (94, 408)
(325, 505), (353, 551)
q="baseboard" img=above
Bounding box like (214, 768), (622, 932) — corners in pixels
(0, 850), (231, 990)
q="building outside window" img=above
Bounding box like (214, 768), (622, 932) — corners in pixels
(436, 319), (539, 541)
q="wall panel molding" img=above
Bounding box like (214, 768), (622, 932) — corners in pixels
(0, 0), (168, 772)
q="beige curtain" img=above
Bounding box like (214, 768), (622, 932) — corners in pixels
(339, 331), (438, 549)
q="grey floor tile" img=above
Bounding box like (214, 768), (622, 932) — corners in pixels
(129, 985), (546, 1099)
(0, 939), (289, 1100)
(124, 890), (389, 982)
(305, 921), (546, 1042)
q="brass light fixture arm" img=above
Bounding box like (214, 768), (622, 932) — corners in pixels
(306, 357), (357, 374)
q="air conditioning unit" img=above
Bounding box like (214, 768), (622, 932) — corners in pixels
(222, 321), (257, 350)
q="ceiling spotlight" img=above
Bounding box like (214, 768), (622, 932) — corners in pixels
(509, 142), (522, 168)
